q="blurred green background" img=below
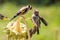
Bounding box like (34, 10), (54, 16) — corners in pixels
(0, 0), (60, 40)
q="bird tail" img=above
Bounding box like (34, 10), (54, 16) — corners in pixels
(10, 16), (16, 21)
(10, 12), (20, 21)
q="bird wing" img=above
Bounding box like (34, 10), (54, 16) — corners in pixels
(39, 16), (48, 26)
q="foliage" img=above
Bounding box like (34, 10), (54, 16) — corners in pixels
(0, 0), (60, 5)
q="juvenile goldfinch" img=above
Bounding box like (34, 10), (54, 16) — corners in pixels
(32, 10), (48, 34)
(10, 5), (32, 21)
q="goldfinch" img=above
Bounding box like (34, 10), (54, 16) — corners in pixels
(32, 10), (48, 34)
(0, 14), (9, 20)
(10, 5), (32, 21)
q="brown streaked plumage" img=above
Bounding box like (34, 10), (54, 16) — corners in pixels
(32, 10), (48, 34)
(26, 10), (48, 39)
